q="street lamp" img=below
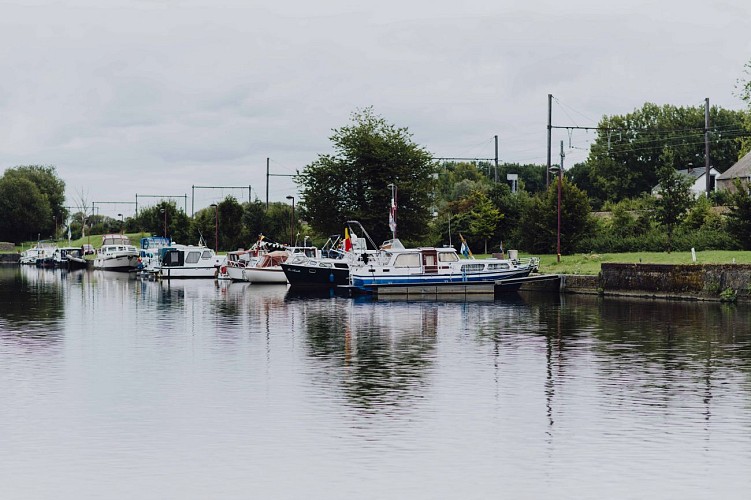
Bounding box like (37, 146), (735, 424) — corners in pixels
(210, 203), (218, 252)
(160, 208), (167, 238)
(285, 196), (295, 246)
(549, 164), (562, 263)
(117, 213), (123, 234)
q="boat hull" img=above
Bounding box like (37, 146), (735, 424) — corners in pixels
(156, 265), (218, 279)
(281, 262), (350, 287)
(242, 267), (288, 284)
(94, 255), (140, 272)
(351, 268), (533, 291)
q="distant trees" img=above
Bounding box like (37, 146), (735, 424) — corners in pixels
(653, 151), (694, 252)
(0, 165), (67, 243)
(586, 103), (747, 202)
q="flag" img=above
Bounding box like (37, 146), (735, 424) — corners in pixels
(344, 227), (353, 252)
(460, 241), (469, 258)
(389, 193), (397, 235)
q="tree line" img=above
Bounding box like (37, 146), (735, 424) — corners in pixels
(5, 74), (751, 255)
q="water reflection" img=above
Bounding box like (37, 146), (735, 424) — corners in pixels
(2, 269), (751, 498)
(0, 266), (65, 343)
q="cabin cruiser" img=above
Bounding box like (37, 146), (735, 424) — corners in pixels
(281, 223), (386, 287)
(53, 246), (88, 270)
(349, 245), (538, 293)
(241, 246), (319, 284)
(20, 242), (56, 265)
(93, 234), (140, 271)
(149, 244), (223, 279)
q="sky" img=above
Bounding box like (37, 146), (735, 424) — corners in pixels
(1, 0), (750, 218)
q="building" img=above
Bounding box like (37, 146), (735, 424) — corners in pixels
(651, 167), (721, 197)
(716, 150), (751, 192)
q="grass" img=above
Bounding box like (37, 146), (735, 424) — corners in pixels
(531, 250), (751, 275)
(6, 235), (751, 275)
(11, 232), (151, 253)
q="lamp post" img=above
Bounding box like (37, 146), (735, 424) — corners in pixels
(549, 165), (562, 263)
(118, 213), (123, 234)
(160, 208), (167, 238)
(285, 196), (295, 246)
(210, 203), (218, 252)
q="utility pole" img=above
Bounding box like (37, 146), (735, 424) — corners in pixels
(266, 157), (270, 210)
(705, 97), (711, 195)
(547, 94), (553, 187)
(494, 135), (499, 183)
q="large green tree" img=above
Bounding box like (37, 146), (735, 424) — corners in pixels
(296, 107), (435, 246)
(586, 103), (747, 202)
(653, 151), (695, 252)
(0, 175), (52, 243)
(517, 177), (592, 255)
(725, 179), (751, 250)
(0, 165), (66, 243)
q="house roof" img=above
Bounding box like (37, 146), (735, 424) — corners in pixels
(717, 150), (751, 180)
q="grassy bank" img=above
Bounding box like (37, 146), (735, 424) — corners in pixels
(533, 250), (751, 275)
(12, 232), (151, 253)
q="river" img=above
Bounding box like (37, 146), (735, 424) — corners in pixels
(1, 266), (750, 499)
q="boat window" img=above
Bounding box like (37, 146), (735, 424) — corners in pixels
(461, 263), (485, 273)
(394, 253), (421, 268)
(487, 263), (510, 270)
(166, 251), (180, 265)
(438, 252), (459, 262)
(185, 251), (201, 264)
(201, 250), (212, 260)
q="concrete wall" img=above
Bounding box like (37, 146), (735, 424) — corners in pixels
(0, 253), (20, 264)
(600, 263), (751, 301)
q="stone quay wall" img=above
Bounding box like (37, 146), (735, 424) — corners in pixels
(598, 263), (751, 301)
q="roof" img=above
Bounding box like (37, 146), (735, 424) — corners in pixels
(717, 150), (751, 180)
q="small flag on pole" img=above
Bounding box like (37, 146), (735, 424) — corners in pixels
(344, 227), (353, 252)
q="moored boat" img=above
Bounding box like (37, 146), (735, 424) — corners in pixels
(53, 246), (88, 270)
(349, 246), (538, 293)
(281, 223), (386, 288)
(94, 234), (140, 271)
(151, 244), (223, 279)
(241, 246), (319, 284)
(20, 242), (57, 265)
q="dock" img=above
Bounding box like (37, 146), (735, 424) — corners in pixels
(339, 274), (562, 298)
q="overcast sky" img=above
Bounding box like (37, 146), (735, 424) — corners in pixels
(2, 0), (750, 218)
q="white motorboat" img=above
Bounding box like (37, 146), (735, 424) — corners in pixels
(241, 246), (319, 284)
(349, 244), (539, 293)
(151, 244), (223, 279)
(53, 246), (88, 270)
(93, 234), (140, 271)
(217, 249), (258, 281)
(20, 242), (56, 265)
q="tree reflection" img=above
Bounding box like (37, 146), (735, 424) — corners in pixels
(0, 267), (64, 344)
(303, 300), (438, 412)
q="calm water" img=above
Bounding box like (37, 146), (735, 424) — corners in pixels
(1, 265), (751, 499)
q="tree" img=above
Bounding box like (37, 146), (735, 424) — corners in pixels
(132, 201), (191, 244)
(296, 107), (435, 246)
(586, 103), (747, 202)
(653, 150), (694, 252)
(725, 179), (751, 250)
(0, 175), (51, 243)
(518, 178), (592, 254)
(4, 165), (67, 231)
(467, 192), (502, 254)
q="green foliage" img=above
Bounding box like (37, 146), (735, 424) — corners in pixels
(0, 175), (52, 243)
(130, 201), (191, 244)
(518, 177), (593, 254)
(0, 165), (66, 243)
(725, 178), (751, 249)
(587, 103), (746, 201)
(297, 107), (435, 246)
(653, 151), (694, 252)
